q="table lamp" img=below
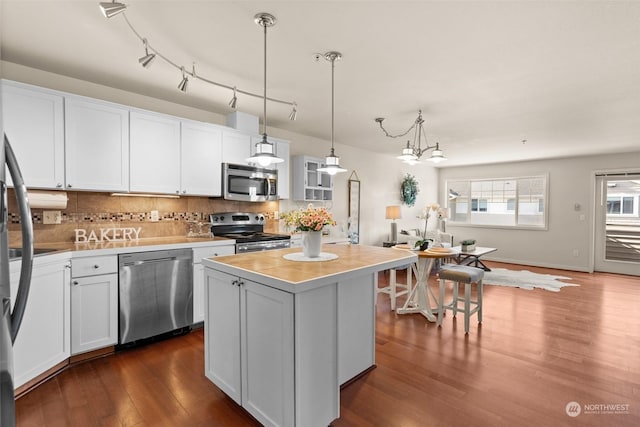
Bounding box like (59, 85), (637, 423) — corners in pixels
(385, 205), (401, 243)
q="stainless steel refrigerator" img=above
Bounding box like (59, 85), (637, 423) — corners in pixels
(1, 131), (35, 425)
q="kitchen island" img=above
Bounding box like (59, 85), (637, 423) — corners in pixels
(202, 244), (417, 427)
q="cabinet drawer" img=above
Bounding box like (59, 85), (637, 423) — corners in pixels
(72, 255), (118, 277)
(193, 245), (235, 263)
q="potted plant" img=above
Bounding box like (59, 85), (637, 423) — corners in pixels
(460, 239), (476, 252)
(414, 238), (432, 251)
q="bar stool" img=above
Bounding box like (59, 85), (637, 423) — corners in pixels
(437, 264), (484, 334)
(377, 264), (413, 311)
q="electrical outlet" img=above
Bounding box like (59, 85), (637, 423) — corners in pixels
(573, 249), (580, 257)
(150, 210), (159, 222)
(43, 210), (61, 225)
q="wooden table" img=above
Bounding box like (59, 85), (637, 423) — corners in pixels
(453, 246), (497, 271)
(396, 248), (457, 322)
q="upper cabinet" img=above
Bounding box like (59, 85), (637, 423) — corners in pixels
(222, 129), (252, 165)
(181, 120), (223, 197)
(130, 110), (181, 194)
(65, 96), (129, 191)
(292, 155), (333, 201)
(2, 81), (65, 189)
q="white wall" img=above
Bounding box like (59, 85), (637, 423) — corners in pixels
(439, 152), (640, 271)
(1, 61), (439, 246)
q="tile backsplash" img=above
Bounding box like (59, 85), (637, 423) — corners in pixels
(7, 190), (280, 246)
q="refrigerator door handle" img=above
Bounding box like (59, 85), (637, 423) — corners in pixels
(4, 134), (34, 343)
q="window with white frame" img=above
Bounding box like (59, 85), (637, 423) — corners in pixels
(447, 175), (547, 228)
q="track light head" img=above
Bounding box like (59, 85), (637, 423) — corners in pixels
(288, 103), (297, 121)
(138, 39), (155, 68)
(178, 66), (188, 92)
(99, 1), (127, 18)
(229, 87), (238, 109)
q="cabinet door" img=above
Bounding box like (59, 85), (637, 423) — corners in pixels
(2, 81), (65, 189)
(11, 257), (71, 389)
(241, 279), (294, 427)
(181, 120), (223, 196)
(65, 96), (129, 191)
(274, 138), (290, 199)
(222, 130), (251, 165)
(130, 110), (181, 194)
(204, 269), (242, 403)
(70, 273), (118, 354)
(193, 245), (235, 324)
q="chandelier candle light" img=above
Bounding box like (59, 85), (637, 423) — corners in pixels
(375, 110), (447, 164)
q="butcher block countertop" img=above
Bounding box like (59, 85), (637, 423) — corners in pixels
(202, 244), (418, 293)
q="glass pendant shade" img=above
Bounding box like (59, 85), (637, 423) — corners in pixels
(246, 135), (284, 167)
(426, 143), (446, 163)
(319, 152), (347, 176)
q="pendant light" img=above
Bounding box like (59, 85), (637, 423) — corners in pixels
(99, 0), (126, 18)
(246, 13), (284, 167)
(317, 51), (347, 176)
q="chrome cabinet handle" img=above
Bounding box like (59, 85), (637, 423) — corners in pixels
(93, 265), (100, 269)
(56, 183), (62, 188)
(67, 184), (72, 188)
(73, 281), (79, 286)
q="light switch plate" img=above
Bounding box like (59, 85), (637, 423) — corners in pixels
(43, 210), (61, 225)
(150, 210), (159, 222)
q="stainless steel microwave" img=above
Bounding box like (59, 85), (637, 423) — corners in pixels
(222, 163), (278, 202)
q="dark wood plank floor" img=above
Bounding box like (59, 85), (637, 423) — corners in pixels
(15, 262), (640, 426)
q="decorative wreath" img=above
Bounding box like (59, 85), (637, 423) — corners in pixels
(400, 174), (419, 207)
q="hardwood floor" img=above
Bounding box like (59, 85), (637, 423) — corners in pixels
(15, 262), (640, 427)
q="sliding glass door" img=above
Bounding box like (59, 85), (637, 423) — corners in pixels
(594, 173), (640, 276)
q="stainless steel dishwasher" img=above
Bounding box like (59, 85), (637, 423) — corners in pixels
(118, 248), (193, 345)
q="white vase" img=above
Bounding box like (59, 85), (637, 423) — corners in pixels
(302, 231), (322, 258)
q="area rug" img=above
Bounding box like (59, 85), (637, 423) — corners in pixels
(481, 268), (580, 292)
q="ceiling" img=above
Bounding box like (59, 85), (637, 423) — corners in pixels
(2, 1), (639, 167)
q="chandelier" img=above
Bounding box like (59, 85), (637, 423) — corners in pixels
(374, 110), (446, 164)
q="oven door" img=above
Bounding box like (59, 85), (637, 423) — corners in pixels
(236, 240), (291, 253)
(223, 163), (277, 202)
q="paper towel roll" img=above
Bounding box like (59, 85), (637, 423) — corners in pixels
(28, 190), (68, 209)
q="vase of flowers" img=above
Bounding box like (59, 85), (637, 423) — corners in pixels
(281, 204), (336, 258)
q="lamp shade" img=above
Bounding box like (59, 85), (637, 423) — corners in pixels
(385, 205), (401, 220)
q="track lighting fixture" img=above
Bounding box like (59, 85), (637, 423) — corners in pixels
(317, 51), (347, 176)
(246, 13), (284, 167)
(138, 38), (156, 68)
(99, 1), (126, 18)
(375, 110), (447, 165)
(98, 2), (297, 120)
(177, 66), (188, 92)
(229, 87), (238, 109)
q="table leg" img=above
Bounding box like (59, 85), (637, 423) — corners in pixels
(396, 258), (437, 322)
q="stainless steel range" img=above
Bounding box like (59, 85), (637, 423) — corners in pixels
(210, 212), (291, 253)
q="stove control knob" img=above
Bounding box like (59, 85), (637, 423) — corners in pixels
(220, 216), (225, 221)
(212, 216), (218, 222)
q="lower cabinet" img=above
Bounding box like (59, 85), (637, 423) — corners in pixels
(205, 269), (295, 427)
(11, 255), (71, 389)
(70, 255), (118, 354)
(192, 244), (235, 324)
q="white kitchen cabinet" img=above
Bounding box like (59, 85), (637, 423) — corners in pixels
(192, 244), (235, 324)
(130, 110), (181, 194)
(222, 129), (252, 165)
(70, 255), (118, 355)
(205, 269), (295, 426)
(180, 120), (223, 196)
(65, 96), (129, 191)
(2, 80), (65, 189)
(292, 155), (333, 201)
(10, 254), (71, 389)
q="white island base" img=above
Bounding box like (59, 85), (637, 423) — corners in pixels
(203, 245), (417, 427)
